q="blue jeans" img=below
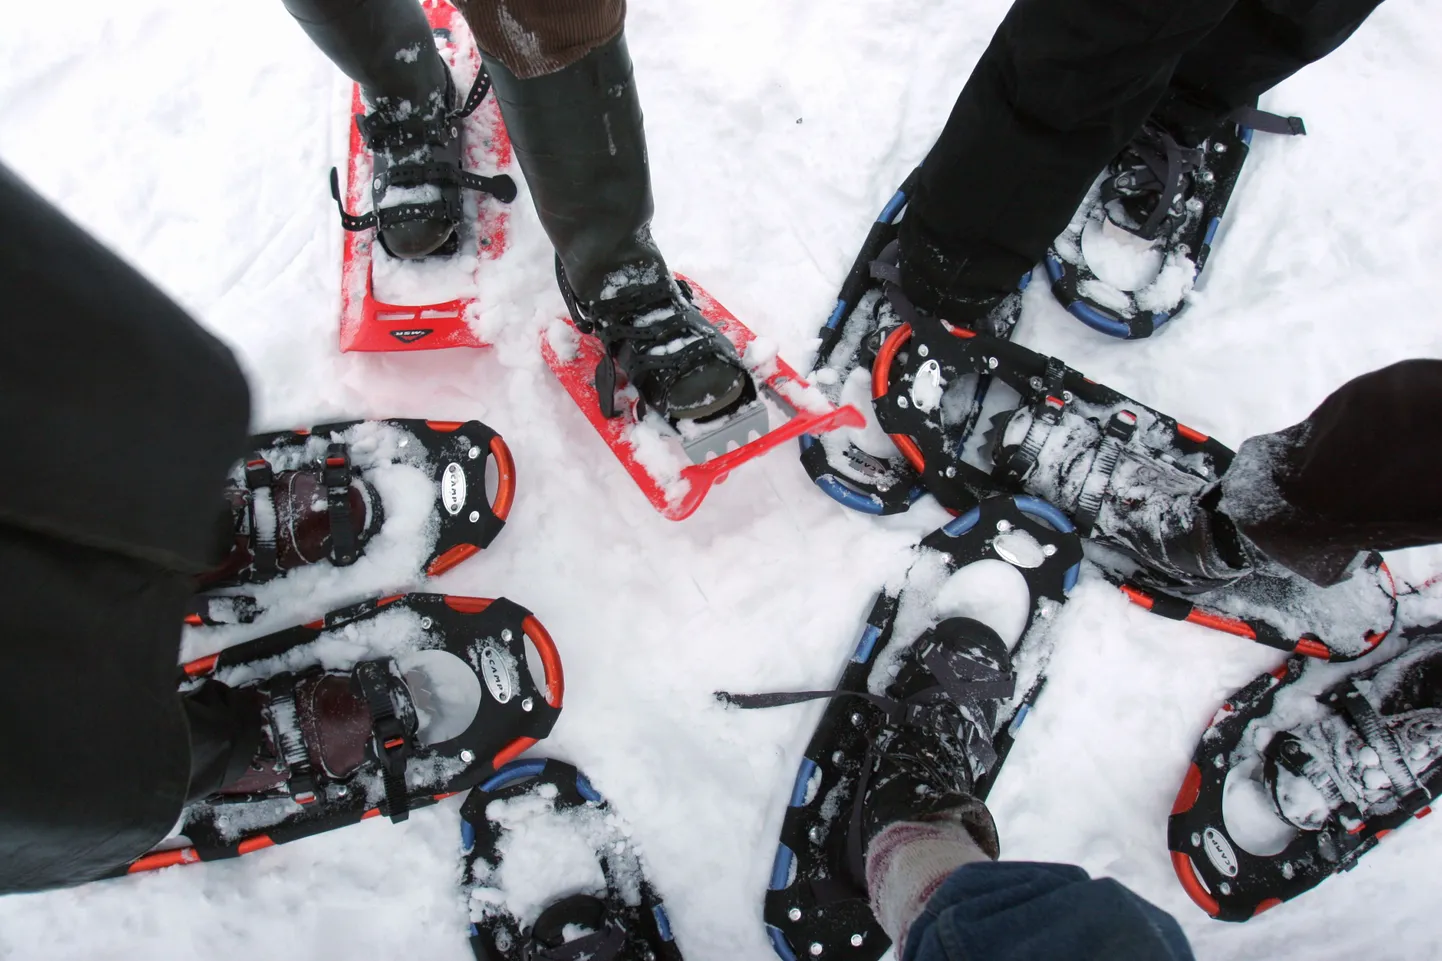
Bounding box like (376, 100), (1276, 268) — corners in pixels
(905, 862), (1194, 961)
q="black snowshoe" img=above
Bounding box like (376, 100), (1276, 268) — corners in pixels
(461, 758), (684, 960)
(191, 418), (514, 626)
(871, 317), (1396, 660)
(1169, 625), (1442, 921)
(1046, 108), (1305, 338)
(329, 64), (517, 260)
(721, 495), (1083, 961)
(800, 169), (1026, 515)
(123, 593), (563, 877)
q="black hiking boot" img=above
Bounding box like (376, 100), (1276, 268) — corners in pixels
(482, 33), (747, 422)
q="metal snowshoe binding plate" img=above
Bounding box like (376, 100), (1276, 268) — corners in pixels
(1046, 110), (1304, 338)
(122, 593), (562, 877)
(543, 269), (863, 521)
(720, 495), (1082, 961)
(798, 169), (1026, 515)
(871, 318), (1396, 659)
(1169, 624), (1442, 921)
(333, 0), (518, 352)
(190, 418), (515, 627)
(461, 758), (684, 960)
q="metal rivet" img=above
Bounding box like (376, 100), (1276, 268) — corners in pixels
(789, 908), (802, 921)
(850, 712), (863, 727)
(469, 510), (481, 522)
(521, 697), (534, 712)
(215, 815), (230, 829)
(808, 826), (822, 843)
(897, 396), (909, 409)
(1219, 882), (1232, 895)
(1191, 832), (1202, 847)
(1042, 544), (1057, 556)
(997, 520), (1012, 532)
(336, 786), (348, 798)
(373, 177), (383, 190)
(917, 343), (929, 357)
(501, 629), (513, 642)
(450, 126), (459, 139)
(987, 356), (999, 370)
(460, 750), (475, 764)
(420, 617), (433, 629)
(851, 935), (864, 947)
(1200, 170), (1215, 183)
(1029, 376), (1043, 390)
(1213, 142), (1227, 153)
(468, 446), (481, 460)
(831, 751), (844, 764)
(944, 466), (956, 478)
(1062, 390), (1073, 402)
(809, 944), (823, 957)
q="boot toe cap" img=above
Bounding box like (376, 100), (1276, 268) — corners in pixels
(380, 221), (455, 260)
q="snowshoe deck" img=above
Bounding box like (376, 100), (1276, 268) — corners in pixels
(124, 593), (563, 878)
(871, 321), (1396, 659)
(751, 496), (1082, 961)
(541, 275), (863, 520)
(337, 0), (515, 352)
(190, 418), (514, 627)
(1168, 628), (1442, 921)
(461, 758), (684, 960)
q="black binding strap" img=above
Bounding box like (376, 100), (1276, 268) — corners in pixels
(322, 444), (359, 566)
(352, 659), (413, 823)
(528, 895), (628, 961)
(244, 457), (278, 579)
(1072, 410), (1138, 535)
(263, 673), (319, 804)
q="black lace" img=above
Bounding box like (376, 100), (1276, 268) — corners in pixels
(1101, 123), (1206, 242)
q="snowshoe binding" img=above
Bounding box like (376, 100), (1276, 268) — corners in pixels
(1169, 625), (1442, 920)
(720, 495), (1082, 961)
(331, 0), (518, 351)
(191, 418), (515, 627)
(1046, 108), (1305, 338)
(123, 593), (563, 877)
(871, 318), (1396, 659)
(799, 169), (1026, 515)
(461, 758), (684, 960)
(543, 265), (863, 520)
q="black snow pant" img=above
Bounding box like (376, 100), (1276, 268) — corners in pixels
(902, 0), (1384, 301)
(0, 164), (250, 894)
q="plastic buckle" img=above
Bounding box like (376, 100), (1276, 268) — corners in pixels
(244, 458), (273, 490)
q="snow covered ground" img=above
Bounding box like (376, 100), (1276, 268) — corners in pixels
(4, 0), (1442, 958)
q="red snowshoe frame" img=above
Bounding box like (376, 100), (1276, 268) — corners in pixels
(541, 276), (865, 520)
(337, 0), (513, 352)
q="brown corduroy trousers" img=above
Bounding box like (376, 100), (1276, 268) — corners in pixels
(456, 0), (625, 78)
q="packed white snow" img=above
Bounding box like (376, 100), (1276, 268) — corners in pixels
(2, 1), (1442, 960)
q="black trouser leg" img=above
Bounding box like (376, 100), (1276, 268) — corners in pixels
(1224, 360), (1442, 586)
(1154, 0), (1385, 144)
(283, 0), (447, 103)
(902, 0), (1242, 303)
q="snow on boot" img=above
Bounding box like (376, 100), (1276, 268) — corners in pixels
(870, 325), (1395, 660)
(1169, 628), (1442, 921)
(123, 593), (564, 879)
(1047, 109), (1304, 338)
(801, 168), (1026, 515)
(461, 759), (684, 961)
(722, 495), (1082, 961)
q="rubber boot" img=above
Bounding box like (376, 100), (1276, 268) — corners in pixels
(481, 34), (746, 421)
(284, 0), (458, 258)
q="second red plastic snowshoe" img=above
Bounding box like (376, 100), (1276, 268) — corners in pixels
(542, 273), (863, 520)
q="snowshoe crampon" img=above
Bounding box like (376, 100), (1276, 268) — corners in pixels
(541, 274), (863, 520)
(334, 0), (517, 352)
(461, 758), (684, 960)
(191, 418), (515, 627)
(1168, 627), (1442, 921)
(871, 320), (1396, 659)
(1046, 111), (1304, 338)
(721, 495), (1082, 961)
(124, 593), (562, 877)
